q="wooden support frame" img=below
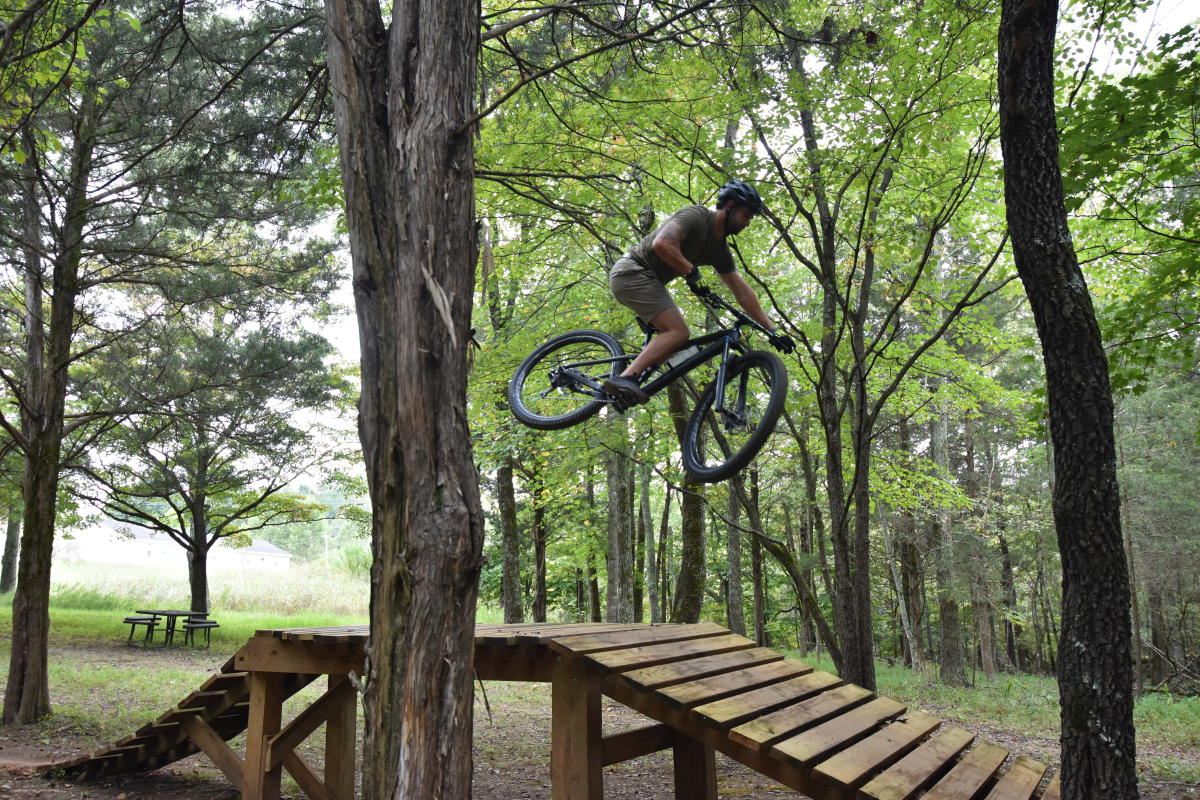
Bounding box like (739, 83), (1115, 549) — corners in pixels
(551, 654), (603, 800)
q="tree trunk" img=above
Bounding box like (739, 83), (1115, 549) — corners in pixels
(605, 434), (633, 622)
(998, 0), (1137, 792)
(1, 506), (20, 593)
(5, 108), (94, 724)
(323, 1), (484, 797)
(587, 551), (602, 623)
(725, 485), (746, 636)
(532, 502), (547, 623)
(497, 459), (523, 624)
(187, 505), (211, 613)
(646, 471), (661, 623)
(931, 410), (968, 687)
(668, 383), (705, 623)
(998, 533), (1020, 671)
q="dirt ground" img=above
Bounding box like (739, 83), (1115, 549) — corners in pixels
(0, 646), (1195, 798)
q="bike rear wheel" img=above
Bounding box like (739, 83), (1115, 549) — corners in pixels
(508, 329), (625, 430)
(681, 351), (787, 483)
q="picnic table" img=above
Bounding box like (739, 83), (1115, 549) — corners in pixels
(135, 609), (209, 646)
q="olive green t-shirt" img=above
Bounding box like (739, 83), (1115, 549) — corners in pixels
(622, 205), (735, 283)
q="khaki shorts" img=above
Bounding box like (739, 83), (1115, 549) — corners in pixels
(610, 258), (675, 323)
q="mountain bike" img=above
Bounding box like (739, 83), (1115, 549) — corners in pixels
(507, 282), (789, 483)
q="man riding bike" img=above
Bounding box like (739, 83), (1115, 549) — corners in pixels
(604, 179), (794, 404)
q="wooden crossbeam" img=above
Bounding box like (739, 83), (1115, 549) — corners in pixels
(283, 750), (333, 800)
(180, 715), (245, 793)
(601, 723), (674, 766)
(265, 676), (356, 769)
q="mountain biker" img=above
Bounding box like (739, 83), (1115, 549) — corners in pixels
(604, 179), (794, 404)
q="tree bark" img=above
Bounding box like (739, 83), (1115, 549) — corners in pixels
(725, 485), (746, 636)
(646, 468), (661, 623)
(323, 1), (484, 797)
(605, 434), (633, 622)
(187, 499), (210, 613)
(931, 410), (968, 687)
(1, 506), (20, 594)
(497, 459), (523, 624)
(5, 102), (95, 724)
(998, 0), (1137, 793)
(668, 383), (705, 623)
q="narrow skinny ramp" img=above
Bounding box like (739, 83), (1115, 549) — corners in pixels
(543, 625), (1060, 800)
(47, 656), (318, 781)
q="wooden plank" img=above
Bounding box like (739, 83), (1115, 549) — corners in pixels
(771, 696), (907, 767)
(692, 670), (843, 728)
(621, 647), (784, 691)
(812, 711), (941, 789)
(549, 622), (727, 655)
(266, 677), (357, 769)
(475, 643), (556, 682)
(282, 751), (333, 800)
(658, 658), (810, 708)
(1038, 772), (1060, 800)
(921, 742), (1009, 800)
(235, 637), (366, 675)
(551, 656), (602, 800)
(859, 726), (976, 800)
(983, 756), (1049, 800)
(602, 723), (674, 766)
(729, 684), (874, 751)
(673, 730), (717, 800)
(325, 673), (358, 800)
(178, 690), (234, 712)
(180, 714), (246, 793)
(584, 633), (757, 673)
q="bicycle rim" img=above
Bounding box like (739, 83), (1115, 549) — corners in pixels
(508, 330), (624, 430)
(681, 351), (787, 483)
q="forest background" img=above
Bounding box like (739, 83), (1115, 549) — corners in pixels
(0, 0), (1197, 733)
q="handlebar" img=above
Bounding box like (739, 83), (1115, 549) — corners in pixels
(687, 280), (768, 335)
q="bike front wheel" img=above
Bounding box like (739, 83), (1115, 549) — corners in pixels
(508, 329), (625, 430)
(681, 351), (787, 483)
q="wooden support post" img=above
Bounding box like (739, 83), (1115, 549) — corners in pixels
(551, 654), (603, 800)
(672, 729), (717, 800)
(325, 673), (358, 799)
(244, 671), (284, 800)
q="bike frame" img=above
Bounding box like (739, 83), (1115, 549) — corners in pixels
(554, 288), (770, 416)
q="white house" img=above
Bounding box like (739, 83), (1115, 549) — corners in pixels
(58, 517), (294, 572)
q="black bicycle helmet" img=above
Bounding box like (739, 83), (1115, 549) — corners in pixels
(716, 179), (764, 214)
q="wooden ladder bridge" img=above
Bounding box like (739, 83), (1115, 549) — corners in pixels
(48, 622), (1060, 800)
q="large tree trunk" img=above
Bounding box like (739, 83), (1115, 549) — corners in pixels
(998, 1), (1137, 795)
(323, 1), (484, 797)
(1, 506), (20, 593)
(497, 459), (523, 624)
(5, 108), (94, 724)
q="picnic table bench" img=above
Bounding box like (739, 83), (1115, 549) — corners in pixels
(125, 610), (217, 647)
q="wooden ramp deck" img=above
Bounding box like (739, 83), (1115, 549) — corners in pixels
(48, 622), (1061, 800)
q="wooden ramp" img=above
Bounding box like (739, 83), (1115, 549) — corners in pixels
(48, 623), (1060, 800)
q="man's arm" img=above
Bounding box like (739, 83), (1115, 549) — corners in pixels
(651, 221), (696, 277)
(719, 271), (774, 330)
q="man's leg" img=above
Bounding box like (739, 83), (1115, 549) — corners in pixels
(623, 307), (689, 377)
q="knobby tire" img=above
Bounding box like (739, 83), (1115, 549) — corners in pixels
(508, 329), (624, 430)
(681, 350), (787, 483)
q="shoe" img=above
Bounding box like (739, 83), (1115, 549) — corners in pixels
(603, 375), (648, 405)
